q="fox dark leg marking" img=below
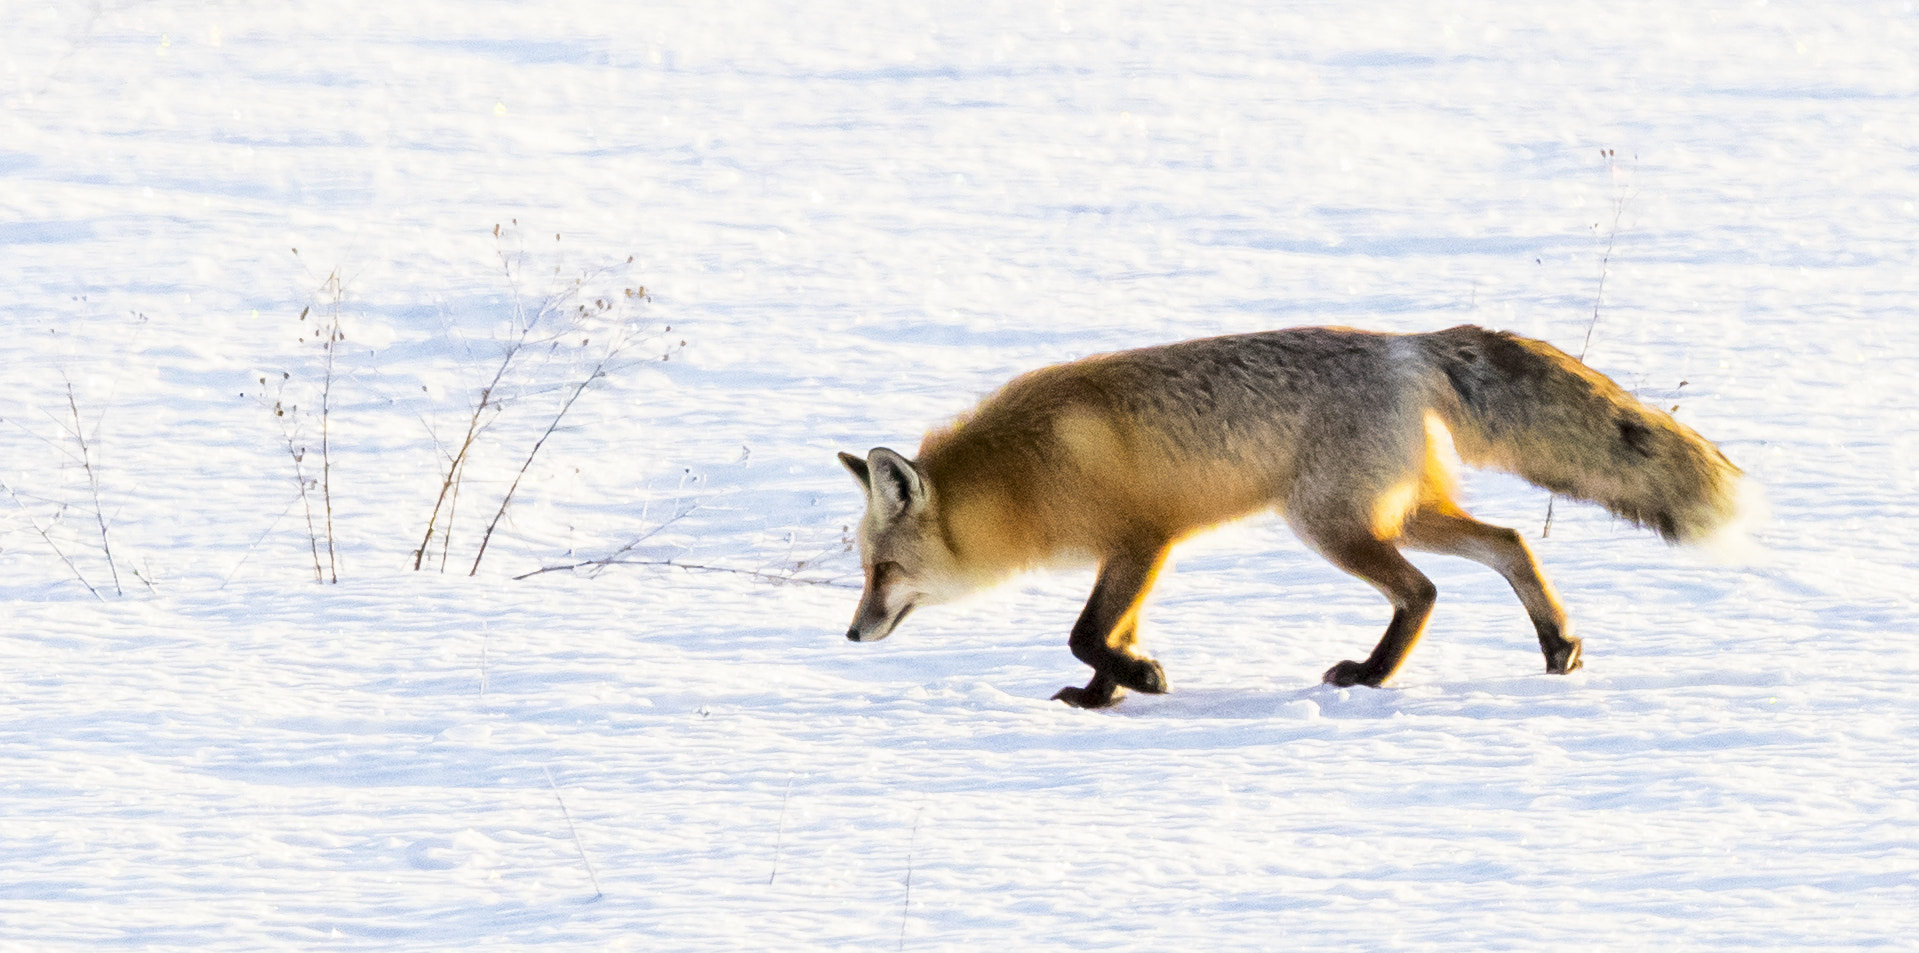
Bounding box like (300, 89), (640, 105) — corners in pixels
(1400, 509), (1583, 675)
(1053, 546), (1171, 708)
(1051, 671), (1120, 709)
(1312, 533), (1438, 688)
(1537, 620), (1582, 674)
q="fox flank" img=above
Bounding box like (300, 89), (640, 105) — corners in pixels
(840, 325), (1748, 709)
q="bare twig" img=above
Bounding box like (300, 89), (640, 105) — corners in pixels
(544, 766), (603, 901)
(220, 490), (305, 590)
(769, 772), (796, 886)
(318, 270), (342, 583)
(515, 557), (856, 588)
(509, 501), (697, 580)
(1547, 149), (1635, 539)
(413, 226), (560, 571)
(440, 469), (461, 571)
(64, 382), (122, 596)
(261, 364), (325, 582)
(470, 355), (611, 576)
(588, 495), (700, 578)
(422, 225), (677, 575)
(784, 536), (857, 581)
(2, 482), (103, 601)
(261, 265), (349, 583)
(900, 804), (924, 951)
(413, 350), (517, 570)
(130, 559), (159, 594)
(419, 415), (466, 571)
(468, 278), (675, 575)
(279, 253), (351, 582)
(299, 470), (323, 580)
(513, 499), (853, 587)
(1578, 150), (1635, 365)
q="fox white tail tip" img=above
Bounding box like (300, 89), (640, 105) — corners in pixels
(1695, 478), (1770, 566)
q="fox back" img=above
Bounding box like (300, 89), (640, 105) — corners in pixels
(916, 328), (1440, 571)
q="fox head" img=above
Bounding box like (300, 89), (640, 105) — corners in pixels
(838, 447), (967, 642)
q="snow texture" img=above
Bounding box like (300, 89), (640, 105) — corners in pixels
(2, 1), (1917, 949)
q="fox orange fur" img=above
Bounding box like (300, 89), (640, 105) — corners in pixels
(839, 325), (1745, 708)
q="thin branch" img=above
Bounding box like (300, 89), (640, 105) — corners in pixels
(515, 557), (858, 588)
(784, 537), (857, 581)
(505, 499), (853, 587)
(319, 270), (341, 583)
(9, 409), (83, 464)
(425, 227), (667, 573)
(900, 804), (924, 951)
(413, 230), (549, 571)
(544, 766), (604, 901)
(769, 772), (796, 886)
(469, 361), (608, 576)
(66, 382), (122, 596)
(469, 285), (674, 576)
(1579, 182), (1633, 363)
(509, 501), (698, 581)
(273, 378), (324, 582)
(413, 343), (523, 570)
(220, 490), (306, 590)
(1548, 150), (1636, 539)
(300, 475), (324, 580)
(2, 481), (103, 601)
(439, 460), (462, 572)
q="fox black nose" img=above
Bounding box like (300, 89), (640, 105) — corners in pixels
(846, 628), (862, 642)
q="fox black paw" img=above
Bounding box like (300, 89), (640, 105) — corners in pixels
(1052, 683), (1121, 709)
(1321, 660), (1377, 687)
(1545, 638), (1584, 675)
(1115, 657), (1168, 695)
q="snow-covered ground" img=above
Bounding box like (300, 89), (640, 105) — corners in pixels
(3, 1), (1917, 948)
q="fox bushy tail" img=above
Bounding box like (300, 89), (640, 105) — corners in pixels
(1422, 325), (1744, 545)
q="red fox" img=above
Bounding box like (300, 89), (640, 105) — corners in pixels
(839, 325), (1746, 708)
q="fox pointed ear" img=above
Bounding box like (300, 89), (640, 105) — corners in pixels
(865, 447), (925, 517)
(838, 450), (871, 490)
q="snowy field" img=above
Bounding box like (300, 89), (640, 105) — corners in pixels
(4, 1), (1918, 949)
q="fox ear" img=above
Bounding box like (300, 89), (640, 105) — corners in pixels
(864, 447), (925, 517)
(838, 451), (871, 490)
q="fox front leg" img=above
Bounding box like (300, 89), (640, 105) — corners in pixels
(1053, 546), (1172, 709)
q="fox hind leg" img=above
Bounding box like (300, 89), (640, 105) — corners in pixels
(1309, 529), (1440, 688)
(1053, 545), (1172, 709)
(1401, 508), (1583, 675)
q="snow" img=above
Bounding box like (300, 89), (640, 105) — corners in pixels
(3, 0), (1918, 948)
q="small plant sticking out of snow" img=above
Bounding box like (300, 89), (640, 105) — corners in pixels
(412, 222), (684, 576)
(1546, 147), (1638, 539)
(250, 257), (347, 583)
(2, 310), (152, 599)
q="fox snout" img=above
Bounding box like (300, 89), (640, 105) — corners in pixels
(844, 619), (903, 642)
(846, 570), (915, 642)
(846, 605), (914, 642)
